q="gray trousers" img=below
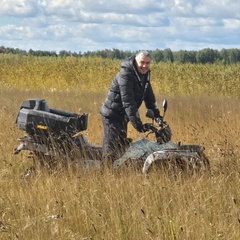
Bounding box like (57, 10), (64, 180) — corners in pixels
(102, 115), (129, 161)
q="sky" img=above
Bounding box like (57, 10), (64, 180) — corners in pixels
(0, 0), (240, 53)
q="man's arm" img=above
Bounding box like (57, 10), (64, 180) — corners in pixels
(118, 73), (144, 132)
(144, 83), (161, 118)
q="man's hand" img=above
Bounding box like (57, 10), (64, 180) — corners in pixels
(143, 123), (152, 131)
(137, 123), (151, 133)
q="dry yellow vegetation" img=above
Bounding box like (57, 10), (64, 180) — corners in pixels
(0, 55), (240, 239)
(1, 54), (239, 96)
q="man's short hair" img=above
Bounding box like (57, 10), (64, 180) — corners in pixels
(136, 50), (151, 59)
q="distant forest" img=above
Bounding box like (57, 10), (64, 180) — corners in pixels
(1, 45), (240, 64)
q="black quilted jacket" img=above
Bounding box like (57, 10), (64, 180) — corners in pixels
(100, 56), (160, 130)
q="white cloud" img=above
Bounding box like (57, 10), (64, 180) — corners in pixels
(195, 0), (240, 18)
(223, 19), (240, 30)
(0, 0), (39, 17)
(0, 0), (239, 52)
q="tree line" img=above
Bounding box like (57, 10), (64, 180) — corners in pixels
(0, 45), (240, 64)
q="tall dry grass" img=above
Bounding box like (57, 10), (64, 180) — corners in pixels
(1, 54), (240, 96)
(1, 87), (240, 239)
(0, 55), (240, 239)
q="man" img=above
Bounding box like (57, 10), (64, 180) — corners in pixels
(100, 50), (162, 162)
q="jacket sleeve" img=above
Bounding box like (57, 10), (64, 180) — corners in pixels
(118, 71), (143, 130)
(144, 82), (161, 118)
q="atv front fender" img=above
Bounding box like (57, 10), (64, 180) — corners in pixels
(142, 150), (201, 174)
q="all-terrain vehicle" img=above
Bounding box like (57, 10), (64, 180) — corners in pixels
(14, 98), (210, 176)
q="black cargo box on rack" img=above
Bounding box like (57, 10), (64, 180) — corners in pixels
(16, 99), (88, 136)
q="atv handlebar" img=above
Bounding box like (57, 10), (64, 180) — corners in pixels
(143, 121), (172, 144)
(144, 99), (171, 143)
(143, 121), (167, 133)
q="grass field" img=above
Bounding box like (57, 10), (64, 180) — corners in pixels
(0, 56), (240, 239)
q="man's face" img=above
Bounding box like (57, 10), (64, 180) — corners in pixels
(135, 55), (151, 75)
